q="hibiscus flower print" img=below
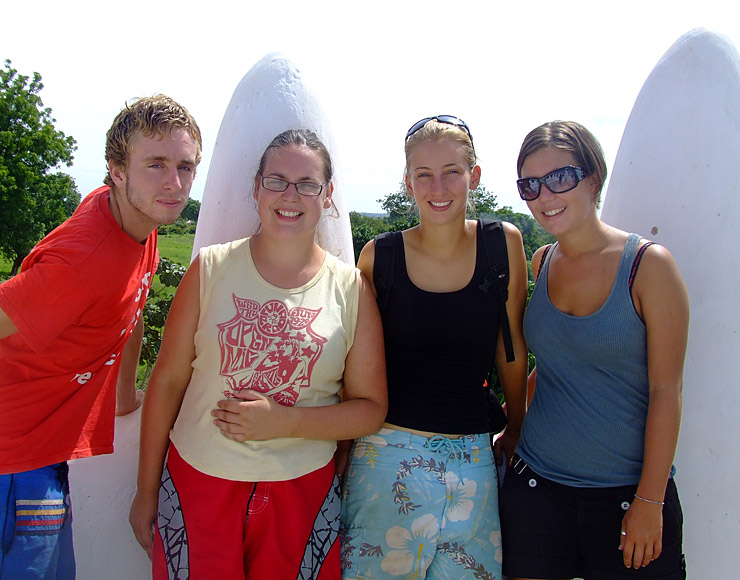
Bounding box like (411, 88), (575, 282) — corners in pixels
(381, 514), (439, 577)
(444, 472), (476, 523)
(490, 529), (503, 564)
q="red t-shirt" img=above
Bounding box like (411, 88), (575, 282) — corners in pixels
(0, 186), (158, 474)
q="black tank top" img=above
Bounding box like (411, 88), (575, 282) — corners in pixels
(379, 231), (500, 434)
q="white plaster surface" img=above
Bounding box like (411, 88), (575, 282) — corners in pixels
(68, 409), (150, 579)
(192, 52), (354, 264)
(602, 28), (740, 576)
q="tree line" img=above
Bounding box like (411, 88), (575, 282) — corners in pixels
(0, 60), (79, 275)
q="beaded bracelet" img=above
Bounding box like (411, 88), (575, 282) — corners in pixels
(634, 493), (665, 506)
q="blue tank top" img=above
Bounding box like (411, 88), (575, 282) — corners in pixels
(519, 234), (670, 487)
(379, 230), (500, 434)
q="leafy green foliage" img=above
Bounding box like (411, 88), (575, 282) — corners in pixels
(138, 257), (187, 387)
(158, 199), (200, 236)
(349, 212), (387, 262)
(485, 210), (555, 261)
(468, 185), (500, 217)
(0, 60), (79, 274)
(180, 198), (200, 222)
(378, 182), (419, 227)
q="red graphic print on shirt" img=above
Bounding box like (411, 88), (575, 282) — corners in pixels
(217, 295), (326, 406)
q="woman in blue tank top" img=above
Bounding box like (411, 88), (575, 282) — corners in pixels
(339, 117), (529, 580)
(499, 121), (689, 580)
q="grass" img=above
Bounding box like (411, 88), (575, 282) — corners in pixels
(157, 232), (195, 266)
(0, 255), (11, 280)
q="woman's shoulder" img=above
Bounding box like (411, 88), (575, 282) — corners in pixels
(199, 237), (250, 259)
(324, 251), (361, 283)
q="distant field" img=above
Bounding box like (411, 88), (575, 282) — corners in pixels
(157, 233), (195, 265)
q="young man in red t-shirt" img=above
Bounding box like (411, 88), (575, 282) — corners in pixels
(0, 94), (202, 579)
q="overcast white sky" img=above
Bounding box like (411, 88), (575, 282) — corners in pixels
(2, 1), (738, 214)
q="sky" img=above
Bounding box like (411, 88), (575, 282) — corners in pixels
(2, 0), (738, 215)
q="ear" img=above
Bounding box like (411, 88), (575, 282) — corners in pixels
(405, 173), (414, 197)
(109, 161), (126, 189)
(323, 182), (334, 209)
(470, 165), (482, 190)
(253, 175), (261, 202)
(588, 175), (601, 203)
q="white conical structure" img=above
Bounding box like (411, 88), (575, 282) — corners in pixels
(602, 28), (740, 575)
(192, 52), (354, 264)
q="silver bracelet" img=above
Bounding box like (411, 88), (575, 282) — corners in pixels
(633, 493), (665, 506)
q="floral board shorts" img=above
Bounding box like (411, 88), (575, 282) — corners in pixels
(340, 428), (502, 580)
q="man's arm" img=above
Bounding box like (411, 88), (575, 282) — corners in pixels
(116, 316), (145, 416)
(0, 306), (19, 340)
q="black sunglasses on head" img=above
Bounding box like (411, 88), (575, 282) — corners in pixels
(516, 166), (589, 201)
(405, 115), (475, 151)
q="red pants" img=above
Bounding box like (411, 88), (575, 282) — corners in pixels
(153, 445), (340, 580)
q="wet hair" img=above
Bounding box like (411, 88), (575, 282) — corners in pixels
(404, 119), (477, 176)
(256, 129), (333, 186)
(104, 94), (202, 186)
(517, 120), (607, 204)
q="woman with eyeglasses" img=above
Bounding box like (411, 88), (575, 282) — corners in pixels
(339, 117), (529, 579)
(499, 120), (688, 580)
(129, 129), (387, 580)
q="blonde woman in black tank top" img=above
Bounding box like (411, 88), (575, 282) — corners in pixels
(340, 117), (529, 580)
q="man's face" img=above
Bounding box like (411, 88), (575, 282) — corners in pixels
(112, 129), (198, 241)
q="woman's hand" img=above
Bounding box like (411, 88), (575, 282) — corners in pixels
(619, 499), (663, 568)
(129, 491), (158, 560)
(334, 439), (353, 484)
(493, 428), (519, 468)
(212, 389), (291, 441)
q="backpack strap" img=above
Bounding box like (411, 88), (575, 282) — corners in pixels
(478, 219), (515, 363)
(536, 243), (553, 281)
(373, 231), (397, 312)
(629, 240), (655, 291)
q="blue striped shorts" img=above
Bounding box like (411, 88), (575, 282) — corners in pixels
(0, 463), (75, 580)
(340, 428), (502, 580)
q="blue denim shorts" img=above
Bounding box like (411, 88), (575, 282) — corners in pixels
(1, 463), (75, 580)
(340, 428), (501, 580)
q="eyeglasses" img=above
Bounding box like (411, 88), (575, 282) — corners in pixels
(516, 166), (589, 201)
(405, 115), (475, 150)
(259, 176), (327, 197)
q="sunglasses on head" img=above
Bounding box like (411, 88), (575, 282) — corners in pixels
(516, 166), (589, 201)
(405, 115), (475, 150)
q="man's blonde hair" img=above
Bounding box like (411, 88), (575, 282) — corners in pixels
(104, 94), (202, 186)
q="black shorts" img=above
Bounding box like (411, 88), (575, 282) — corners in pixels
(499, 456), (686, 580)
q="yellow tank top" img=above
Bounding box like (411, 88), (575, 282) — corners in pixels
(170, 237), (359, 481)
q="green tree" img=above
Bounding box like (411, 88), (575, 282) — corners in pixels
(468, 185), (500, 217)
(138, 257), (187, 387)
(486, 210), (555, 261)
(158, 198), (200, 236)
(180, 198), (200, 222)
(378, 182), (419, 227)
(349, 211), (389, 262)
(0, 60), (78, 274)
